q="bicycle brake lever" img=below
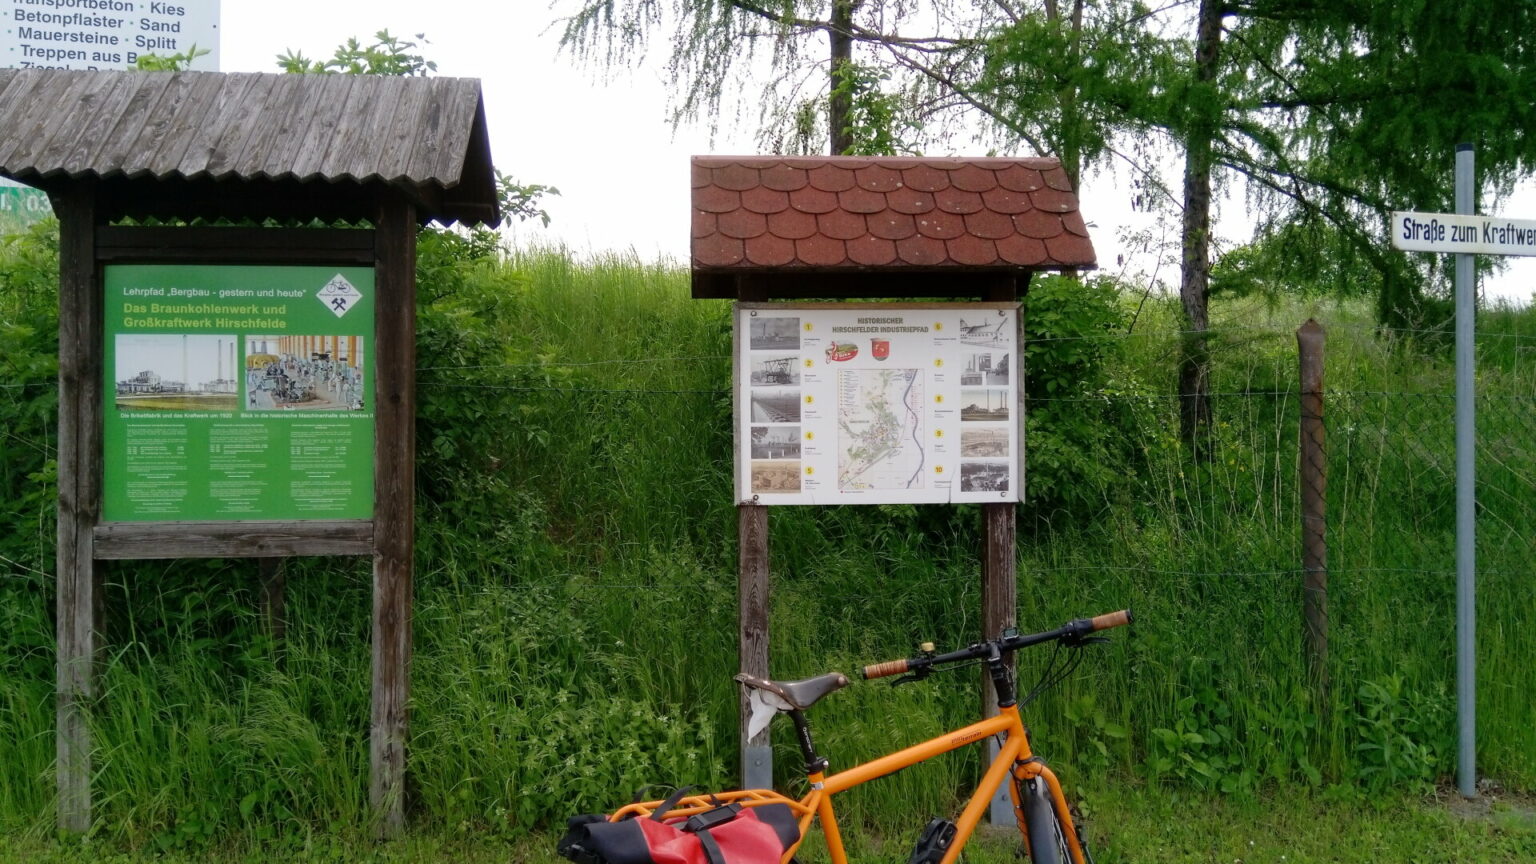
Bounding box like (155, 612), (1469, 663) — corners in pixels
(890, 666), (933, 687)
(1064, 635), (1111, 648)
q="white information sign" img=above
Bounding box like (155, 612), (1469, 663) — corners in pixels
(735, 303), (1020, 505)
(1391, 210), (1536, 257)
(0, 1), (220, 227)
(1, 0), (219, 71)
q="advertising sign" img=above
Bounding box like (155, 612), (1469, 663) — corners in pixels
(735, 303), (1020, 505)
(103, 264), (374, 522)
(1, 0), (220, 70)
(0, 0), (221, 225)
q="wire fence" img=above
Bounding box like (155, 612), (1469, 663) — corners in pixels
(2, 320), (1535, 588)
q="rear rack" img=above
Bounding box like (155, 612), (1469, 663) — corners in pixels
(610, 788), (810, 822)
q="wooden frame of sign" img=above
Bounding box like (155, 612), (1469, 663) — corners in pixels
(0, 68), (501, 838)
(52, 196), (419, 836)
(691, 156), (1098, 826)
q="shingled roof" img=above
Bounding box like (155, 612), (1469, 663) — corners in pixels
(692, 155), (1094, 297)
(0, 69), (498, 225)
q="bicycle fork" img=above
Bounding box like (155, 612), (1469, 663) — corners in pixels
(985, 644), (1091, 864)
(1009, 758), (1091, 864)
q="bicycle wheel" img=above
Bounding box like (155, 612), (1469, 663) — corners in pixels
(1019, 776), (1071, 864)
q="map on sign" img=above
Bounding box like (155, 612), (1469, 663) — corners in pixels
(838, 369), (924, 491)
(735, 303), (1019, 506)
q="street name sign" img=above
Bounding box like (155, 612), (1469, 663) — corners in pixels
(1391, 210), (1536, 256)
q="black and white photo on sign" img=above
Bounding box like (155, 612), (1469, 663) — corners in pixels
(750, 390), (802, 422)
(751, 460), (802, 493)
(960, 352), (1010, 386)
(959, 316), (1009, 348)
(750, 355), (801, 387)
(114, 334), (240, 412)
(960, 426), (1009, 457)
(749, 316), (801, 350)
(245, 335), (366, 412)
(960, 389), (1010, 421)
(960, 461), (1010, 492)
(750, 425), (802, 459)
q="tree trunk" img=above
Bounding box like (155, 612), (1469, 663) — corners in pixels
(1178, 0), (1223, 453)
(1059, 0), (1086, 189)
(829, 0), (855, 154)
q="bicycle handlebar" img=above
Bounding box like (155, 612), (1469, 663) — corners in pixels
(860, 609), (1133, 680)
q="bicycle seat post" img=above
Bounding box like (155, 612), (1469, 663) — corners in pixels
(787, 709), (828, 776)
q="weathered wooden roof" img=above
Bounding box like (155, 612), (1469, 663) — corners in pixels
(0, 69), (498, 226)
(691, 155), (1095, 298)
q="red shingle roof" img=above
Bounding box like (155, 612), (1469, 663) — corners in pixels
(692, 156), (1096, 272)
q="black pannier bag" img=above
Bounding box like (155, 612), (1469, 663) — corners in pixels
(557, 793), (799, 864)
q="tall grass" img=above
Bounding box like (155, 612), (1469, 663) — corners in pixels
(1, 239), (1533, 849)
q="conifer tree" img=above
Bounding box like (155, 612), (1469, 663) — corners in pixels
(557, 0), (1536, 447)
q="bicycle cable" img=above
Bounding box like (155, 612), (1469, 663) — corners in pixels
(1018, 642), (1088, 710)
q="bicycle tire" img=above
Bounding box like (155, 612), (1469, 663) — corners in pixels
(1019, 777), (1071, 864)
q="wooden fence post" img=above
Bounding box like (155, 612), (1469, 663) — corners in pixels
(1297, 319), (1328, 695)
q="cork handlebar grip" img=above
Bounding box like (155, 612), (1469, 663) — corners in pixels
(862, 659), (909, 680)
(1090, 609), (1133, 631)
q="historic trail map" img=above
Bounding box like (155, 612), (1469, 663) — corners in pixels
(736, 303), (1019, 506)
(838, 368), (925, 491)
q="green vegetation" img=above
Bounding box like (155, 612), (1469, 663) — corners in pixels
(4, 788), (1533, 863)
(2, 227), (1534, 857)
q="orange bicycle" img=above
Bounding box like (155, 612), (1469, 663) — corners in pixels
(588, 609), (1132, 864)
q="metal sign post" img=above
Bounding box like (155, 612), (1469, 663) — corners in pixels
(1453, 145), (1478, 801)
(1389, 145), (1536, 798)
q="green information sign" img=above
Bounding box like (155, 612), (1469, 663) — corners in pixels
(0, 183), (51, 234)
(103, 265), (375, 522)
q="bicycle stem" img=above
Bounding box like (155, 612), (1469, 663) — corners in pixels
(983, 642), (1017, 708)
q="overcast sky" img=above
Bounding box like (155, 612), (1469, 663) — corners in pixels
(219, 1), (1536, 306)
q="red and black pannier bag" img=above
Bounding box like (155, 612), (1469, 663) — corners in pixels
(558, 795), (799, 864)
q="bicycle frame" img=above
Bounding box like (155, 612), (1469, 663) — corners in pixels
(611, 701), (1087, 864)
(799, 699), (1084, 864)
(608, 613), (1136, 864)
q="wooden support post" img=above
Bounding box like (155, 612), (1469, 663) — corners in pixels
(54, 184), (103, 834)
(981, 516), (1019, 663)
(371, 198), (416, 838)
(734, 278), (773, 790)
(1297, 319), (1328, 696)
(259, 558), (287, 646)
(738, 504), (772, 789)
(982, 276), (1021, 826)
